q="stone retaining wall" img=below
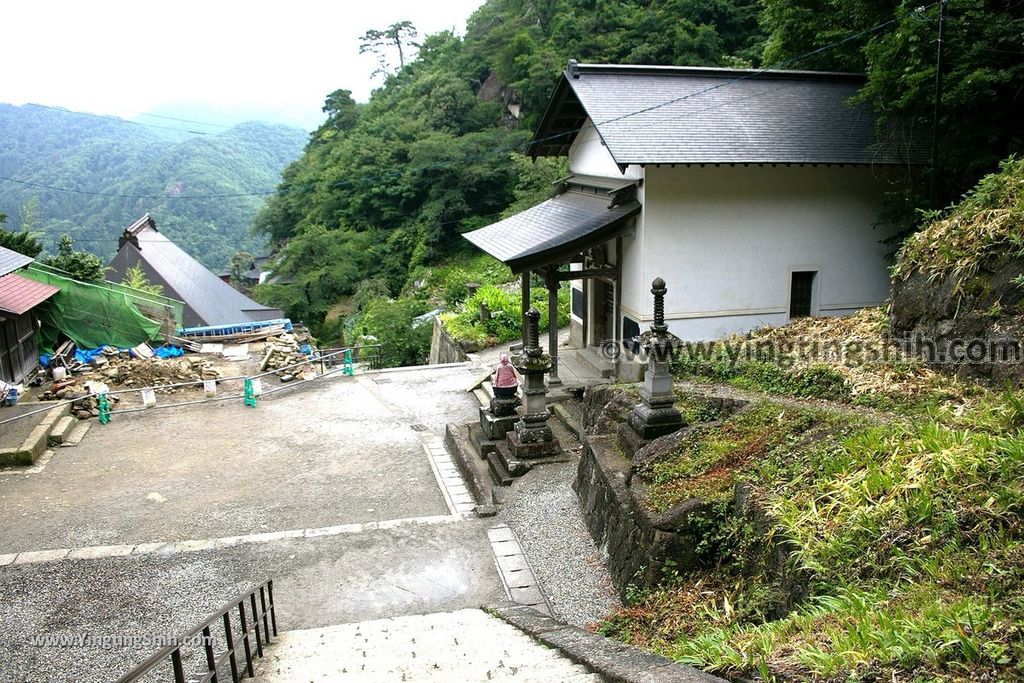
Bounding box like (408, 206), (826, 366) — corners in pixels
(575, 434), (702, 601)
(428, 317), (470, 365)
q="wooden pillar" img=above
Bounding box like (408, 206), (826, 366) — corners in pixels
(614, 236), (623, 351)
(546, 269), (560, 385)
(521, 269), (531, 344)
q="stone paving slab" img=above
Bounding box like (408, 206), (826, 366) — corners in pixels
(251, 608), (595, 682)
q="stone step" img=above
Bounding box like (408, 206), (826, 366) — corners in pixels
(47, 415), (76, 445)
(60, 421), (91, 447)
(573, 348), (616, 379)
(486, 448), (517, 487)
(469, 423), (499, 458)
(251, 608), (600, 682)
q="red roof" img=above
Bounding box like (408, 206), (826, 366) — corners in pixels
(0, 273), (60, 315)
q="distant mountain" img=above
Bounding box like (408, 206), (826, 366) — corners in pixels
(0, 103), (308, 270)
(135, 100), (323, 134)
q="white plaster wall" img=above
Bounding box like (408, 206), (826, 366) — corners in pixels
(568, 118), (643, 180)
(638, 165), (895, 341)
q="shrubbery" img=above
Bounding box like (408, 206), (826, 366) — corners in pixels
(441, 280), (569, 348)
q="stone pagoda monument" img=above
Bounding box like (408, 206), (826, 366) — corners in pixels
(484, 308), (566, 483)
(627, 277), (685, 440)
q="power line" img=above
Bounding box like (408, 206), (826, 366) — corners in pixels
(22, 102), (215, 136)
(132, 111), (235, 129)
(0, 175), (274, 198)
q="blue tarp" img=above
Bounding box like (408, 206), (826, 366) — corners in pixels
(153, 345), (184, 359)
(74, 347), (105, 364)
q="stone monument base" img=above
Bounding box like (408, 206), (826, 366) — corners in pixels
(628, 401), (684, 439)
(479, 406), (518, 441)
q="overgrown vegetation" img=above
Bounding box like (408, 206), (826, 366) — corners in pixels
(0, 209), (43, 258)
(894, 156), (1024, 292)
(41, 234), (107, 282)
(440, 279), (570, 349)
(603, 389), (1024, 681)
(671, 307), (977, 412)
(639, 402), (845, 512)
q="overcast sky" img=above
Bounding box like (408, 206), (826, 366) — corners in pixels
(3, 0), (485, 130)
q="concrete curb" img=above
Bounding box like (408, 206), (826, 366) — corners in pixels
(1, 404), (72, 466)
(552, 403), (585, 440)
(444, 423), (494, 508)
(484, 604), (727, 683)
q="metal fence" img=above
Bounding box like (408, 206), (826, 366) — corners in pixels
(115, 579), (277, 683)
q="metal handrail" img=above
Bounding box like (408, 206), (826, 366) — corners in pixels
(115, 578), (277, 683)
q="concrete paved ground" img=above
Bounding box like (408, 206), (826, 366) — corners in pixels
(0, 364), (508, 683)
(0, 368), (473, 552)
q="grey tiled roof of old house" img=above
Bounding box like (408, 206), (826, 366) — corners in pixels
(530, 63), (928, 166)
(0, 245), (34, 277)
(107, 215), (283, 328)
(463, 188), (640, 273)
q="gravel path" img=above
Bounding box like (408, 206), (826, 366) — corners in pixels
(498, 415), (619, 629)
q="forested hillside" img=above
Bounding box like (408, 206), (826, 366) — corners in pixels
(251, 0), (765, 324)
(0, 104), (306, 270)
(254, 0), (1023, 338)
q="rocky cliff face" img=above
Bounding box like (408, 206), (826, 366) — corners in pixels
(891, 256), (1024, 384)
(890, 157), (1024, 385)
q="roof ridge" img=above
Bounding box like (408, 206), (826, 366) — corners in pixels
(569, 62), (865, 82)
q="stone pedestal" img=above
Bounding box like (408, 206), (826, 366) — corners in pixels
(506, 309), (561, 461)
(628, 278), (685, 440)
(479, 402), (518, 441)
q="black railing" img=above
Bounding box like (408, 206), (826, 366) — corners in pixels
(115, 579), (277, 683)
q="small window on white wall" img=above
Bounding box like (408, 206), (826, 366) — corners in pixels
(790, 271), (816, 318)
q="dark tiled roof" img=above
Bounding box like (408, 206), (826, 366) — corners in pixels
(107, 218), (282, 328)
(463, 188), (640, 272)
(531, 63), (927, 166)
(0, 273), (59, 315)
(0, 245), (34, 277)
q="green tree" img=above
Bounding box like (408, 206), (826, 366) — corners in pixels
(229, 251), (255, 284)
(0, 211), (43, 258)
(17, 196), (42, 234)
(358, 296), (433, 367)
(359, 21), (419, 78)
(120, 264), (164, 295)
(42, 234), (107, 282)
(761, 0), (1024, 214)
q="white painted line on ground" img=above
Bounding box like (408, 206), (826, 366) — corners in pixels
(487, 523), (553, 616)
(1, 514), (460, 567)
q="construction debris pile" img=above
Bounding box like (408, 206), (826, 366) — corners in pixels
(259, 333), (316, 381)
(40, 346), (226, 418)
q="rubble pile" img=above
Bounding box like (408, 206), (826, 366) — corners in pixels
(95, 355), (221, 391)
(259, 333), (316, 381)
(40, 347), (225, 418)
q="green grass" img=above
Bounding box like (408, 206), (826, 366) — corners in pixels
(638, 402), (840, 511)
(601, 393), (1024, 681)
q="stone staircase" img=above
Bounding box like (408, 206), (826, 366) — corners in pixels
(252, 608), (602, 682)
(0, 402), (90, 468)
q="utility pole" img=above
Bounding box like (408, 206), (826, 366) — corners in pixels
(929, 0), (950, 207)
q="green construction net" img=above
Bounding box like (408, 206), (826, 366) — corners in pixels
(21, 265), (184, 352)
